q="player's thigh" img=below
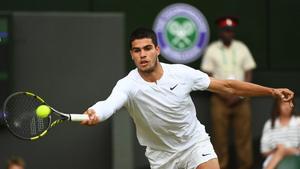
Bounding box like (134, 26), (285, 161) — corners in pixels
(145, 147), (176, 169)
(196, 158), (220, 169)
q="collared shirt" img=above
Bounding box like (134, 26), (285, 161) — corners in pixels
(260, 116), (300, 153)
(90, 63), (211, 152)
(201, 40), (256, 81)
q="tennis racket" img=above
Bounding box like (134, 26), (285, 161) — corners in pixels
(2, 91), (89, 140)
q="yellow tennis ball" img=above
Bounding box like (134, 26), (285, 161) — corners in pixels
(36, 105), (51, 118)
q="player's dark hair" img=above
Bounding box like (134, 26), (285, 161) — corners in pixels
(129, 27), (158, 49)
(6, 156), (25, 169)
(270, 98), (295, 129)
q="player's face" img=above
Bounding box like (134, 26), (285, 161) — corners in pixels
(279, 101), (293, 116)
(130, 38), (160, 73)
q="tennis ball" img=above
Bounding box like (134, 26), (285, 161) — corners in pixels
(36, 105), (51, 118)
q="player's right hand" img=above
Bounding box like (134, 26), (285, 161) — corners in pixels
(80, 109), (100, 126)
(272, 88), (294, 107)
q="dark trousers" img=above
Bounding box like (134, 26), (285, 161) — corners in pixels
(211, 95), (253, 169)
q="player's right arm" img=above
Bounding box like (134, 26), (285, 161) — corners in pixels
(208, 77), (294, 103)
(81, 80), (129, 126)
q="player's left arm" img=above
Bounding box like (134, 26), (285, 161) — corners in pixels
(81, 80), (129, 126)
(207, 77), (294, 103)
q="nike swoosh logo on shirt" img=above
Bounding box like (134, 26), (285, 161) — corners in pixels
(170, 84), (178, 90)
(202, 153), (210, 156)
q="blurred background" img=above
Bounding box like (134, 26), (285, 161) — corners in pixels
(0, 0), (299, 169)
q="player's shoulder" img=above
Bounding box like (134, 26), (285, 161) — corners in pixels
(114, 69), (138, 93)
(163, 62), (191, 70)
(162, 63), (208, 81)
(114, 69), (136, 86)
(119, 69), (139, 83)
(162, 63), (196, 74)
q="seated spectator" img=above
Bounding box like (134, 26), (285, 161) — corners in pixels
(260, 98), (300, 169)
(6, 156), (25, 169)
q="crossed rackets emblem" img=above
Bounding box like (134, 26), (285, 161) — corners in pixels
(166, 18), (197, 50)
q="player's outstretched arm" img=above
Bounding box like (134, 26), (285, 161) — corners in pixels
(80, 80), (129, 126)
(208, 77), (294, 103)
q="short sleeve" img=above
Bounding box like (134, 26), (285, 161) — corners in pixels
(178, 64), (210, 91)
(201, 46), (215, 73)
(260, 120), (273, 153)
(191, 70), (210, 91)
(242, 45), (256, 71)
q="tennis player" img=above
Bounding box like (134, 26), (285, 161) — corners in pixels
(81, 28), (294, 169)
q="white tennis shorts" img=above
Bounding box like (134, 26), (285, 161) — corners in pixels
(145, 139), (218, 169)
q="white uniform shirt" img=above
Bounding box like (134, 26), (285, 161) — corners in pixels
(260, 116), (300, 153)
(90, 63), (211, 152)
(201, 40), (256, 81)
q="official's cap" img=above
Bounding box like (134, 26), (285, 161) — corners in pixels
(216, 16), (239, 30)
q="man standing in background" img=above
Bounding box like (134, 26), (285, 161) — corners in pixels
(201, 16), (256, 169)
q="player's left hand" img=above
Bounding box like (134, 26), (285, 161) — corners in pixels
(272, 88), (294, 106)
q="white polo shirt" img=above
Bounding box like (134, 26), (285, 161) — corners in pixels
(201, 40), (256, 81)
(90, 63), (211, 152)
(260, 116), (300, 153)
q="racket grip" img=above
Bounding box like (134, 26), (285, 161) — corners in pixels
(70, 114), (89, 122)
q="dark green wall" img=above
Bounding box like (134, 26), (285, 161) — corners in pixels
(269, 1), (300, 70)
(1, 0), (299, 92)
(93, 0), (269, 70)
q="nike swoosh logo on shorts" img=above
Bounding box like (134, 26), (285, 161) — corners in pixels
(202, 153), (210, 156)
(170, 84), (178, 90)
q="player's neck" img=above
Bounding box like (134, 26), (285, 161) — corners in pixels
(138, 62), (163, 83)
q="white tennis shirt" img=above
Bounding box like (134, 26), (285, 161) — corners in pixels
(90, 63), (211, 152)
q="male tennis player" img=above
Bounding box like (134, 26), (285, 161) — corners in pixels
(81, 28), (294, 169)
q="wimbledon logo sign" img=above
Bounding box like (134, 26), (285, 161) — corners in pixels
(153, 3), (210, 64)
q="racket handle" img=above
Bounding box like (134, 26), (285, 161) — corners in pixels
(69, 114), (89, 122)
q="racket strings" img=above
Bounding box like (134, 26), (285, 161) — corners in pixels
(4, 93), (50, 139)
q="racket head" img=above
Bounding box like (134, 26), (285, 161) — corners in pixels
(2, 92), (52, 140)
